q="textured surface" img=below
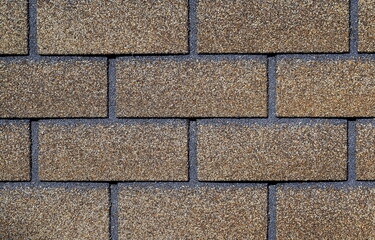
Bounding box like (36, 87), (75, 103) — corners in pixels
(359, 0), (375, 52)
(197, 0), (349, 53)
(117, 59), (267, 117)
(37, 0), (188, 54)
(356, 122), (375, 180)
(119, 186), (267, 239)
(197, 121), (347, 181)
(0, 0), (28, 54)
(39, 121), (188, 181)
(277, 186), (375, 239)
(277, 58), (375, 117)
(0, 123), (30, 181)
(0, 186), (109, 240)
(0, 60), (107, 118)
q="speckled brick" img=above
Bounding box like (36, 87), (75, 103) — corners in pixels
(277, 58), (375, 117)
(359, 0), (375, 52)
(0, 60), (107, 118)
(116, 59), (267, 117)
(0, 0), (28, 54)
(197, 121), (347, 181)
(37, 0), (188, 54)
(277, 186), (375, 239)
(39, 121), (188, 181)
(197, 0), (349, 53)
(0, 186), (109, 240)
(356, 122), (375, 180)
(118, 186), (267, 239)
(0, 123), (30, 181)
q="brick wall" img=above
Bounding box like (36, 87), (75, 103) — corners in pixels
(0, 0), (374, 239)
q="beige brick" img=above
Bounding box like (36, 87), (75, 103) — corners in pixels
(116, 59), (267, 117)
(197, 0), (349, 53)
(37, 0), (188, 54)
(39, 121), (188, 181)
(0, 186), (109, 240)
(0, 0), (28, 54)
(277, 58), (375, 117)
(0, 123), (30, 181)
(356, 122), (375, 180)
(277, 186), (375, 239)
(0, 60), (107, 118)
(119, 186), (267, 239)
(359, 0), (375, 52)
(197, 121), (347, 181)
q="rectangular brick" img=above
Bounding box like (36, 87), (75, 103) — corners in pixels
(356, 122), (375, 180)
(359, 0), (375, 52)
(0, 122), (30, 181)
(197, 0), (349, 53)
(0, 60), (107, 118)
(197, 121), (347, 181)
(0, 0), (28, 54)
(0, 186), (109, 240)
(277, 58), (375, 117)
(119, 186), (267, 239)
(37, 0), (188, 54)
(116, 59), (267, 117)
(277, 186), (375, 239)
(39, 121), (188, 181)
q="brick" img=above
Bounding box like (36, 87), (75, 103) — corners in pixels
(0, 0), (28, 54)
(0, 60), (107, 118)
(116, 59), (267, 117)
(197, 0), (349, 53)
(197, 121), (347, 181)
(0, 186), (109, 240)
(0, 123), (30, 181)
(277, 58), (375, 117)
(359, 0), (375, 52)
(356, 122), (375, 180)
(118, 186), (267, 239)
(37, 0), (188, 54)
(277, 186), (375, 239)
(39, 121), (188, 181)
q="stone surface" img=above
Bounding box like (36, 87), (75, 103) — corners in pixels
(0, 123), (30, 181)
(277, 58), (375, 117)
(359, 0), (375, 52)
(0, 186), (109, 240)
(197, 121), (347, 181)
(119, 186), (267, 239)
(356, 122), (375, 180)
(0, 60), (107, 118)
(277, 186), (375, 239)
(37, 0), (188, 54)
(116, 59), (267, 117)
(39, 121), (188, 181)
(0, 0), (28, 54)
(197, 0), (349, 53)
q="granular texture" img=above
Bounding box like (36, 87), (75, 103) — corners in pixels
(118, 186), (267, 239)
(197, 121), (347, 181)
(358, 0), (375, 52)
(356, 122), (375, 180)
(116, 59), (267, 117)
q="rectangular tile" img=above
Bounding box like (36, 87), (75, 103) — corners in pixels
(359, 0), (375, 52)
(356, 121), (375, 180)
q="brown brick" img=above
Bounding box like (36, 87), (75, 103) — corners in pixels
(0, 186), (109, 240)
(0, 60), (107, 118)
(116, 59), (267, 117)
(356, 122), (375, 180)
(0, 123), (30, 181)
(197, 121), (347, 181)
(119, 186), (267, 239)
(277, 186), (375, 239)
(197, 0), (349, 53)
(0, 0), (28, 54)
(39, 121), (188, 181)
(277, 58), (375, 117)
(359, 0), (375, 52)
(37, 0), (188, 54)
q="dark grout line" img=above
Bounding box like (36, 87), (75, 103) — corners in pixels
(188, 120), (198, 184)
(30, 120), (39, 183)
(267, 57), (277, 119)
(267, 184), (277, 240)
(349, 0), (359, 55)
(188, 0), (198, 55)
(347, 120), (357, 182)
(109, 184), (119, 240)
(108, 58), (117, 119)
(28, 0), (38, 57)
